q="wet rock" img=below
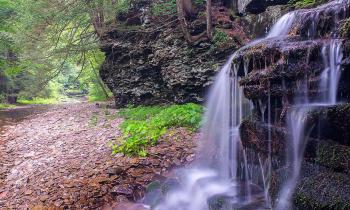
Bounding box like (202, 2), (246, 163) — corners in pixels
(107, 167), (124, 176)
(295, 172), (350, 209)
(234, 0), (289, 14)
(111, 185), (134, 196)
(308, 104), (350, 145)
(240, 5), (288, 38)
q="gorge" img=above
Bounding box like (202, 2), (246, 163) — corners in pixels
(99, 0), (350, 209)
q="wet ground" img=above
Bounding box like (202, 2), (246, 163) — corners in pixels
(0, 102), (197, 209)
(0, 105), (49, 138)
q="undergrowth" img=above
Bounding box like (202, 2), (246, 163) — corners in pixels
(112, 103), (203, 156)
(17, 97), (59, 105)
(151, 0), (206, 16)
(212, 29), (231, 47)
(0, 103), (16, 109)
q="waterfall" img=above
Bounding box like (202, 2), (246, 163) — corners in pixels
(276, 39), (344, 210)
(320, 40), (344, 104)
(267, 12), (296, 38)
(149, 1), (347, 209)
(275, 2), (346, 208)
(154, 55), (257, 210)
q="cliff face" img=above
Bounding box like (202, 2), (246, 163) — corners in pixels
(99, 0), (288, 107)
(100, 25), (234, 107)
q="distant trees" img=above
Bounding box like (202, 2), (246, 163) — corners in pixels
(0, 0), (115, 102)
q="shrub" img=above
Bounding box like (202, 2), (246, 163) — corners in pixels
(151, 0), (177, 16)
(213, 29), (231, 47)
(116, 0), (130, 17)
(112, 103), (203, 156)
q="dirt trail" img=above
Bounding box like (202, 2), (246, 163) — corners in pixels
(0, 103), (197, 209)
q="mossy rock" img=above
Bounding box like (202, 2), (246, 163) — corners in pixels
(314, 141), (350, 173)
(295, 172), (350, 209)
(288, 0), (329, 9)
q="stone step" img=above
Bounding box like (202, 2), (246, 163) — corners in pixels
(240, 109), (350, 173)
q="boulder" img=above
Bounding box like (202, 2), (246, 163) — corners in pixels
(236, 0), (289, 14)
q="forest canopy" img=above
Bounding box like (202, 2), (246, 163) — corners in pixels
(0, 0), (117, 103)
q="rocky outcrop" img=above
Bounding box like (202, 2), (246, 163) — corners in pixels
(239, 5), (289, 38)
(100, 3), (249, 107)
(237, 0), (350, 208)
(99, 0), (292, 107)
(235, 0), (289, 14)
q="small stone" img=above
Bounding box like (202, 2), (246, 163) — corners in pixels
(186, 154), (195, 162)
(107, 167), (124, 176)
(111, 185), (133, 196)
(24, 190), (33, 195)
(40, 195), (49, 202)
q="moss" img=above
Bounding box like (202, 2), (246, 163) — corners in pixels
(340, 18), (350, 38)
(295, 172), (350, 209)
(288, 0), (329, 9)
(315, 142), (350, 172)
(0, 103), (16, 109)
(212, 28), (233, 48)
(146, 180), (162, 193)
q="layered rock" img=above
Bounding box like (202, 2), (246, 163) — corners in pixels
(100, 5), (247, 107)
(235, 0), (289, 14)
(99, 1), (291, 107)
(237, 0), (350, 208)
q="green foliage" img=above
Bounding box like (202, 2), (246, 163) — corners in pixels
(340, 18), (350, 38)
(89, 112), (99, 126)
(87, 82), (112, 102)
(0, 0), (114, 104)
(288, 0), (328, 8)
(151, 0), (177, 16)
(212, 29), (231, 47)
(115, 0), (130, 16)
(0, 103), (16, 109)
(112, 103), (203, 156)
(194, 0), (206, 5)
(17, 97), (59, 105)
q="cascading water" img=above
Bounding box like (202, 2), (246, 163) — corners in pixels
(276, 39), (344, 210)
(320, 40), (344, 104)
(153, 55), (258, 210)
(147, 1), (348, 209)
(151, 4), (300, 210)
(276, 2), (346, 208)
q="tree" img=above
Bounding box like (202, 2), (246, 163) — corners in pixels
(176, 0), (212, 43)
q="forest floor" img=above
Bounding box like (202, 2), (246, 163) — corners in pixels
(0, 102), (197, 209)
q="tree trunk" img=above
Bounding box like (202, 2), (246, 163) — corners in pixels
(90, 61), (110, 98)
(89, 1), (105, 38)
(206, 0), (212, 39)
(176, 0), (208, 43)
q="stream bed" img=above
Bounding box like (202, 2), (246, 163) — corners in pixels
(0, 105), (49, 140)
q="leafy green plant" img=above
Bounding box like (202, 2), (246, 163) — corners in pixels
(115, 0), (130, 16)
(112, 103), (203, 156)
(89, 112), (99, 127)
(213, 29), (231, 47)
(0, 103), (16, 109)
(151, 0), (177, 16)
(17, 97), (59, 105)
(194, 0), (206, 6)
